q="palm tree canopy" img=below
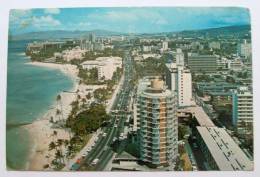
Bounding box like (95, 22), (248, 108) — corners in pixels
(49, 141), (56, 151)
(56, 94), (61, 101)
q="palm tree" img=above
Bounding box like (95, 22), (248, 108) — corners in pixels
(86, 93), (91, 100)
(57, 139), (63, 149)
(56, 109), (61, 122)
(64, 139), (69, 148)
(56, 94), (64, 121)
(55, 149), (64, 165)
(49, 116), (54, 123)
(66, 145), (73, 157)
(49, 141), (56, 151)
(56, 94), (61, 102)
(82, 98), (87, 107)
(53, 130), (58, 141)
(57, 139), (65, 164)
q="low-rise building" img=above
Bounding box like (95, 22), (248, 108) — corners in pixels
(196, 82), (237, 96)
(81, 56), (122, 80)
(195, 126), (253, 171)
(61, 47), (85, 61)
(142, 45), (152, 52)
(94, 42), (105, 51)
(228, 59), (244, 71)
(209, 41), (221, 50)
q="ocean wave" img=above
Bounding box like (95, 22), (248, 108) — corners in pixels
(17, 52), (25, 56)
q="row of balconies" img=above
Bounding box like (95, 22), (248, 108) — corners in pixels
(137, 99), (176, 106)
(139, 118), (177, 125)
(140, 129), (177, 138)
(139, 113), (175, 120)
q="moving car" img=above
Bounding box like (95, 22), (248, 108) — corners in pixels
(91, 158), (99, 165)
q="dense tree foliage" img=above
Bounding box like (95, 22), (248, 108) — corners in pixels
(134, 57), (167, 79)
(82, 48), (124, 61)
(78, 67), (99, 84)
(67, 104), (110, 135)
(93, 88), (109, 102)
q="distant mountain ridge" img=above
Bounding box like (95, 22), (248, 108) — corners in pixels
(10, 25), (251, 41)
(10, 29), (124, 41)
(177, 24), (251, 37)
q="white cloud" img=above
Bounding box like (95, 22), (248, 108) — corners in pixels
(31, 15), (61, 28)
(10, 9), (32, 23)
(87, 9), (168, 25)
(44, 8), (60, 14)
(10, 9), (61, 31)
(79, 22), (92, 27)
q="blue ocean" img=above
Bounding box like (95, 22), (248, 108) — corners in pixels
(6, 40), (74, 170)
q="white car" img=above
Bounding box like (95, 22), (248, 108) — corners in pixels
(112, 137), (117, 142)
(91, 158), (99, 165)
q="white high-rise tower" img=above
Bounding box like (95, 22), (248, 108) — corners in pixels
(166, 63), (193, 107)
(176, 48), (184, 66)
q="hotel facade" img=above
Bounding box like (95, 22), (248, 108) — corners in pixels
(136, 78), (178, 167)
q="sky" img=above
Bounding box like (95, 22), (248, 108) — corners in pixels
(9, 7), (250, 35)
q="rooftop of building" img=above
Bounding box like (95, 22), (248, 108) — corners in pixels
(196, 82), (237, 87)
(165, 63), (190, 72)
(188, 53), (217, 58)
(137, 77), (174, 98)
(208, 91), (233, 96)
(197, 126), (253, 171)
(81, 56), (122, 65)
(179, 106), (215, 127)
(96, 56), (122, 61)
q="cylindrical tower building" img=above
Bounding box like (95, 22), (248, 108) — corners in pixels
(137, 78), (178, 168)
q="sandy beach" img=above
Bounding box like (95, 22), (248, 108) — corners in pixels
(24, 62), (80, 170)
(22, 61), (119, 170)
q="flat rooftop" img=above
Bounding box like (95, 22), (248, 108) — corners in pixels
(179, 106), (215, 127)
(197, 126), (253, 171)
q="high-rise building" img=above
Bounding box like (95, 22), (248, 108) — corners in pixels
(162, 41), (168, 51)
(187, 54), (217, 73)
(136, 78), (178, 168)
(232, 87), (253, 136)
(89, 33), (96, 43)
(80, 39), (93, 51)
(166, 63), (193, 107)
(237, 40), (251, 59)
(176, 48), (184, 66)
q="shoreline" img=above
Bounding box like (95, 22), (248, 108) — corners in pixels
(26, 62), (79, 83)
(24, 62), (79, 171)
(21, 61), (121, 171)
